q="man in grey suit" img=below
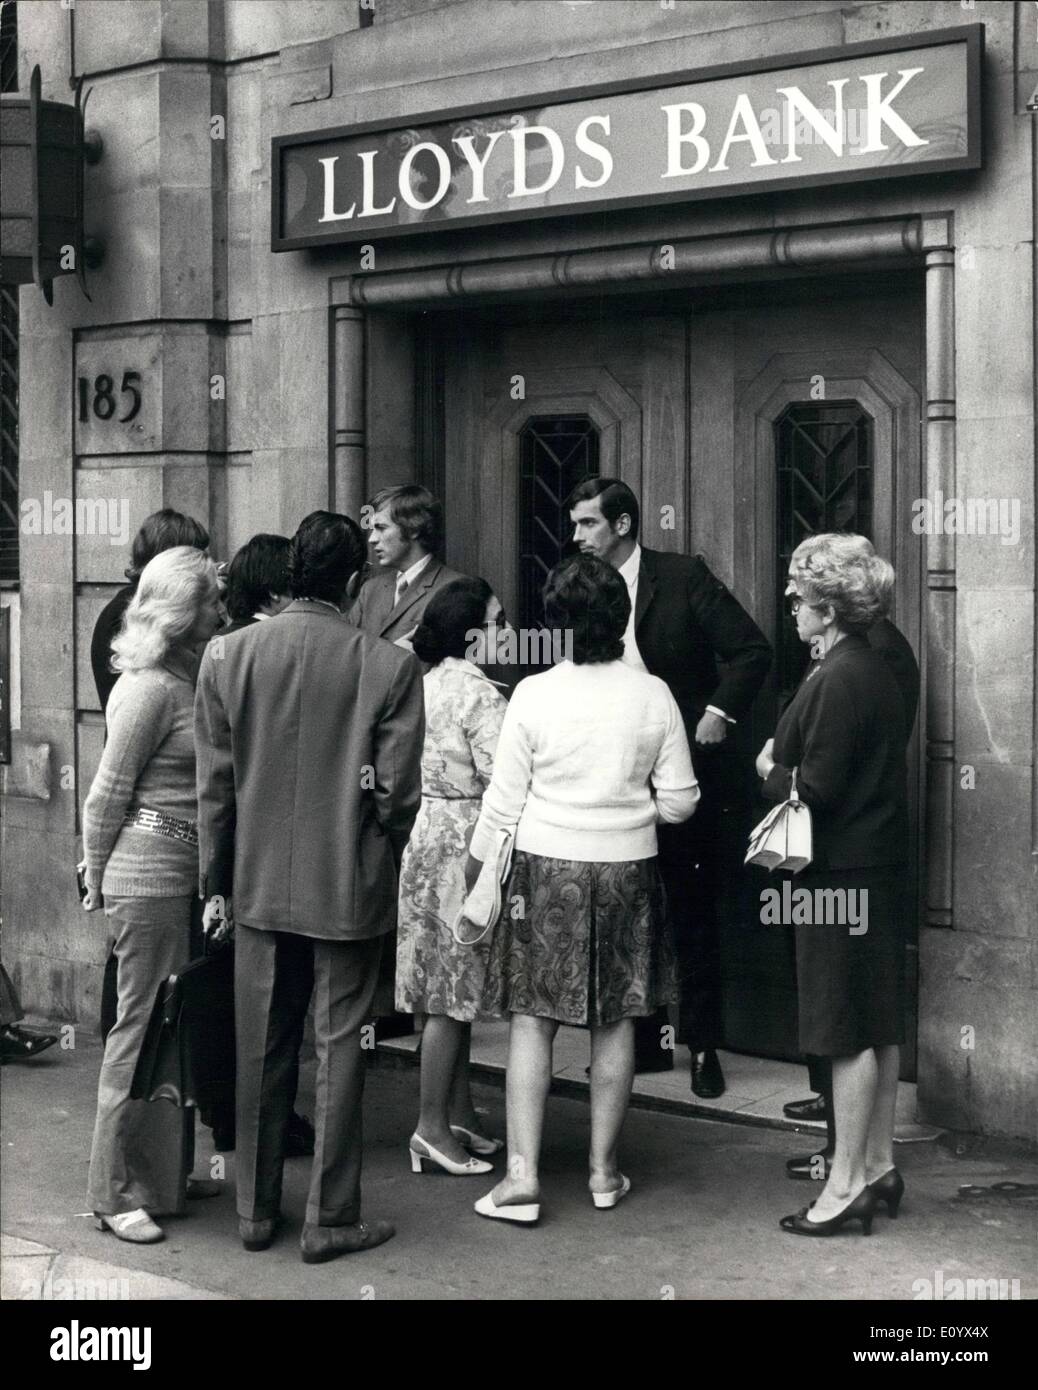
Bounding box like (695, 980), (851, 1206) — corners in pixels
(195, 512), (424, 1263)
(349, 484), (465, 646)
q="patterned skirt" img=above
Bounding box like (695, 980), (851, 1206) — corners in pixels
(480, 851), (677, 1026)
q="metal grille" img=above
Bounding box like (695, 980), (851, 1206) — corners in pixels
(774, 401), (873, 694)
(517, 415), (599, 630)
(0, 1), (16, 93)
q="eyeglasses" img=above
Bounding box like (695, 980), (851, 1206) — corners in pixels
(788, 596), (820, 615)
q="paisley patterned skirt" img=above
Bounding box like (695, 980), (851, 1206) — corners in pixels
(481, 851), (677, 1026)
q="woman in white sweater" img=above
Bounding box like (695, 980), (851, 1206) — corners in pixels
(468, 554), (699, 1225)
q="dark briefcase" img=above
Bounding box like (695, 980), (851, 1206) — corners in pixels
(131, 940), (236, 1112)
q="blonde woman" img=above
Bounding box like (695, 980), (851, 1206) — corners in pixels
(82, 546), (223, 1243)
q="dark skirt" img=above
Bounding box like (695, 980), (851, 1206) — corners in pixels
(480, 851), (677, 1026)
(794, 865), (906, 1056)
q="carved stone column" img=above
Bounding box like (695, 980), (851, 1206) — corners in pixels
(332, 305), (365, 517)
(922, 219), (956, 928)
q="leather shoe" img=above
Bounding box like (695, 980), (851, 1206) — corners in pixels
(285, 1111), (315, 1158)
(0, 1024), (58, 1063)
(786, 1150), (833, 1180)
(690, 1049), (725, 1099)
(300, 1218), (395, 1264)
(239, 1215), (281, 1252)
(783, 1094), (828, 1122)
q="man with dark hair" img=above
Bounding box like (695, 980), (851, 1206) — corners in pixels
(196, 510), (424, 1263)
(90, 508), (211, 713)
(568, 477), (772, 1096)
(223, 533), (292, 631)
(349, 485), (464, 646)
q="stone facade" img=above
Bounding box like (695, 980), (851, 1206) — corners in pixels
(2, 0), (1035, 1140)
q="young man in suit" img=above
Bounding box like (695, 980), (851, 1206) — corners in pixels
(349, 485), (465, 647)
(196, 511), (424, 1263)
(568, 479), (772, 1096)
(779, 533), (919, 1180)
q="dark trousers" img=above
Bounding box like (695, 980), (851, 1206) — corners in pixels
(807, 1054), (837, 1153)
(635, 788), (724, 1062)
(234, 924), (382, 1229)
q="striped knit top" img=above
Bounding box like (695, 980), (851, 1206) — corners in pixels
(83, 655), (200, 898)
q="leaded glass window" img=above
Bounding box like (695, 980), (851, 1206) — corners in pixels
(517, 415), (599, 630)
(775, 402), (873, 695)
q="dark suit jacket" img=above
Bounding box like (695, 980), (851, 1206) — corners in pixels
(869, 617), (920, 734)
(90, 583), (135, 713)
(763, 634), (908, 871)
(634, 548), (772, 745)
(195, 601), (424, 941)
(349, 557), (466, 643)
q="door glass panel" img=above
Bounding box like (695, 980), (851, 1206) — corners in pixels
(774, 401), (873, 697)
(517, 414), (599, 630)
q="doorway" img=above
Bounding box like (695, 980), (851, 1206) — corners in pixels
(425, 272), (924, 1072)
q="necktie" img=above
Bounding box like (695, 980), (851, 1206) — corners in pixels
(394, 574), (409, 607)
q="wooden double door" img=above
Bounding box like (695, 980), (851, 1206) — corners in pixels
(432, 276), (924, 1068)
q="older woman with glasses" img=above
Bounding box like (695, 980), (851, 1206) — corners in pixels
(467, 553), (699, 1225)
(755, 535), (909, 1238)
(82, 546), (224, 1244)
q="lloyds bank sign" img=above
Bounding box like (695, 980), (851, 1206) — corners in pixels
(271, 25), (981, 250)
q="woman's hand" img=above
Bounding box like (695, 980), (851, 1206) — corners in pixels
(79, 858), (104, 912)
(203, 894), (234, 944)
(755, 738), (775, 780)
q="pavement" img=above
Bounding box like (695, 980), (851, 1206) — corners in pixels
(2, 1032), (1036, 1302)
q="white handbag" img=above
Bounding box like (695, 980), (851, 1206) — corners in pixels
(451, 827), (515, 946)
(745, 767), (813, 874)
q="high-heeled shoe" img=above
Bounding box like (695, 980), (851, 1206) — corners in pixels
(409, 1133), (493, 1176)
(450, 1124), (505, 1156)
(868, 1167), (905, 1218)
(779, 1186), (878, 1237)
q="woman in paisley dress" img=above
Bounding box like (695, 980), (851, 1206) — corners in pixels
(468, 554), (700, 1224)
(397, 577), (509, 1176)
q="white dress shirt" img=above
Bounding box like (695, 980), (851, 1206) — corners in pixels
(394, 552), (431, 605)
(616, 542), (733, 724)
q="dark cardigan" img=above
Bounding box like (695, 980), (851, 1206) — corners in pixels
(762, 633), (909, 871)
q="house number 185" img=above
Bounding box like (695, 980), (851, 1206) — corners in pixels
(77, 372), (143, 423)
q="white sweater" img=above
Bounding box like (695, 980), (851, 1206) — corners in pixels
(469, 660), (699, 864)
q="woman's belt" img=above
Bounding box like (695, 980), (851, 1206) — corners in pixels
(422, 792), (482, 801)
(122, 807), (199, 847)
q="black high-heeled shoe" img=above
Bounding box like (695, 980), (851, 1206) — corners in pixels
(780, 1186), (878, 1237)
(868, 1167), (905, 1218)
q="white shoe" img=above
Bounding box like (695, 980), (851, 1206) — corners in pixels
(94, 1209), (165, 1243)
(450, 1124), (505, 1156)
(474, 1191), (540, 1225)
(409, 1133), (493, 1176)
(591, 1174), (631, 1210)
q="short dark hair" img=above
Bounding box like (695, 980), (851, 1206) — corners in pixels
(565, 477), (640, 542)
(370, 485), (443, 554)
(543, 553), (629, 665)
(225, 533), (291, 621)
(412, 576), (492, 666)
(288, 511), (366, 604)
(126, 508), (210, 582)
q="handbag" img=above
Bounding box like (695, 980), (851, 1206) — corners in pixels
(451, 827), (515, 946)
(745, 767), (813, 874)
(131, 937), (236, 1111)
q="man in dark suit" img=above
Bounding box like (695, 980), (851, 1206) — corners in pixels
(195, 511), (424, 1263)
(568, 478), (772, 1096)
(349, 485), (465, 648)
(779, 533), (919, 1179)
